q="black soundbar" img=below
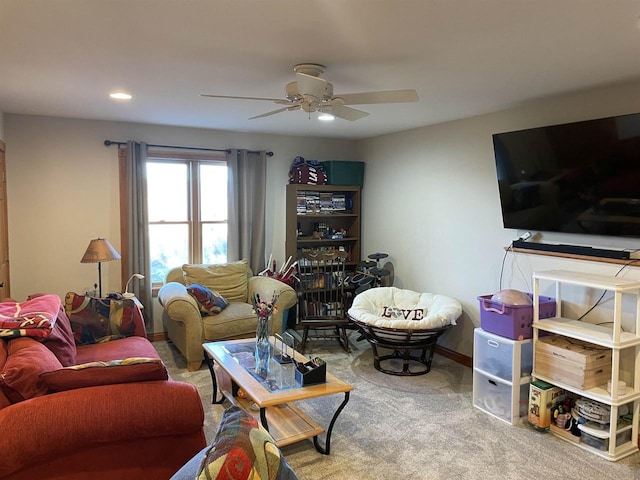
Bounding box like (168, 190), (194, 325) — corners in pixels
(512, 240), (631, 259)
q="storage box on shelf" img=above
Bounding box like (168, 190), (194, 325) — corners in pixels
(579, 421), (633, 451)
(535, 335), (612, 390)
(531, 270), (640, 461)
(478, 293), (556, 340)
(472, 328), (532, 425)
(320, 161), (364, 187)
(570, 397), (635, 451)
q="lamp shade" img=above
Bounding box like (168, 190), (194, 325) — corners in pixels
(81, 238), (121, 263)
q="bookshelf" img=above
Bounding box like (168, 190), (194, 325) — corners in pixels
(285, 184), (361, 269)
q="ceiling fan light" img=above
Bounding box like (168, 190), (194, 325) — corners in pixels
(318, 113), (335, 121)
(110, 92), (132, 100)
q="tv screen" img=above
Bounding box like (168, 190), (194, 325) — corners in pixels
(493, 113), (640, 238)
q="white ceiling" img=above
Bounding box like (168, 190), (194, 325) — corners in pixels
(2, 0), (640, 140)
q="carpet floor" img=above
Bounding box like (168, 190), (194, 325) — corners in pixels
(156, 333), (640, 480)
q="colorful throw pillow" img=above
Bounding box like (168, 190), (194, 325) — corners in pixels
(40, 357), (167, 392)
(0, 337), (63, 403)
(182, 260), (249, 303)
(64, 293), (146, 345)
(197, 406), (286, 480)
(186, 284), (229, 314)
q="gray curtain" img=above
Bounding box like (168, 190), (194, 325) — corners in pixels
(126, 141), (153, 330)
(227, 149), (267, 274)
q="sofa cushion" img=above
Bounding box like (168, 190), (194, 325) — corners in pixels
(0, 340), (10, 409)
(203, 303), (258, 341)
(40, 301), (77, 366)
(0, 337), (63, 403)
(195, 406), (289, 480)
(186, 283), (229, 314)
(75, 335), (160, 364)
(0, 339), (7, 368)
(40, 357), (168, 392)
(182, 260), (249, 303)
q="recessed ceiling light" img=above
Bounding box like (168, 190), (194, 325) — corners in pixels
(318, 113), (335, 121)
(110, 92), (132, 100)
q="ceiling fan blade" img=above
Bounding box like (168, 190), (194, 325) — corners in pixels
(249, 105), (300, 120)
(296, 72), (327, 100)
(324, 105), (369, 121)
(201, 93), (291, 105)
(337, 89), (419, 105)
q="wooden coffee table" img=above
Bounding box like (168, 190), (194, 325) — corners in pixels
(203, 338), (353, 455)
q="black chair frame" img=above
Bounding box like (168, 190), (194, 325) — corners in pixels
(350, 317), (451, 376)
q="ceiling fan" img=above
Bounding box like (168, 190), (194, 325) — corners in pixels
(201, 63), (419, 121)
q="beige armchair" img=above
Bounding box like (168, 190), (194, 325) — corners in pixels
(158, 260), (296, 371)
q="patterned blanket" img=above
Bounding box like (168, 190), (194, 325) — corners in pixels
(0, 294), (61, 339)
(64, 293), (146, 345)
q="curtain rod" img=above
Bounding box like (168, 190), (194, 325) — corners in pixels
(104, 140), (273, 156)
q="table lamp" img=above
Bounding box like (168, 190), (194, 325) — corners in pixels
(123, 273), (145, 298)
(80, 238), (121, 297)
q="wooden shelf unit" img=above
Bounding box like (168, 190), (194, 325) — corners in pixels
(285, 184), (361, 267)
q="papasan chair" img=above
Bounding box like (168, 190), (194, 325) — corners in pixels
(348, 287), (462, 376)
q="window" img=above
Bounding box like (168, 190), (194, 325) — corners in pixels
(147, 156), (228, 285)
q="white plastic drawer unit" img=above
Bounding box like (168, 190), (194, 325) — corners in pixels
(473, 370), (530, 424)
(473, 328), (533, 381)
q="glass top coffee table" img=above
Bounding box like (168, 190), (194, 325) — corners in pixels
(203, 337), (353, 455)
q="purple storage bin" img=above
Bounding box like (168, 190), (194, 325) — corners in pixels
(478, 293), (556, 340)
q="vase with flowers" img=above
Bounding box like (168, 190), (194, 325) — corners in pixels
(252, 291), (280, 376)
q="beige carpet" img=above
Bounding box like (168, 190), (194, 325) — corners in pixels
(156, 333), (640, 480)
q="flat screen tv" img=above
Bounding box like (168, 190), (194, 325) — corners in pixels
(493, 112), (640, 238)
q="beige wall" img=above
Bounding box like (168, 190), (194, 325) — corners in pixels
(0, 111), (4, 140)
(357, 79), (640, 356)
(4, 114), (357, 332)
(6, 79), (640, 356)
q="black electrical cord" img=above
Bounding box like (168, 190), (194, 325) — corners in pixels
(498, 243), (511, 290)
(500, 240), (530, 291)
(577, 258), (640, 323)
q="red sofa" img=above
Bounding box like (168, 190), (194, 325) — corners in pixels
(0, 294), (207, 479)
